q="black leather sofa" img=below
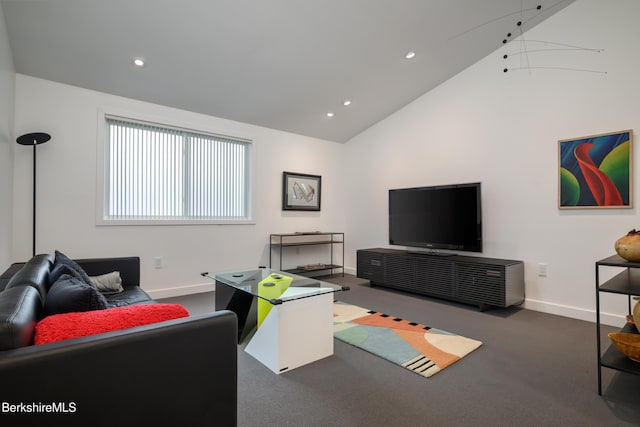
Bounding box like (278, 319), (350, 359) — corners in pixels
(0, 254), (238, 426)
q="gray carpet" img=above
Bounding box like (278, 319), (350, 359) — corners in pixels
(161, 274), (640, 427)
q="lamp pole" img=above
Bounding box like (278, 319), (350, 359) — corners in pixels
(16, 132), (51, 257)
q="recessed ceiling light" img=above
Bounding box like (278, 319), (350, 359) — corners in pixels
(133, 58), (145, 67)
(343, 100), (351, 106)
(326, 112), (335, 118)
(404, 51), (416, 60)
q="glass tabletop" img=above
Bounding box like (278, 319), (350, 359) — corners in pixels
(203, 267), (349, 305)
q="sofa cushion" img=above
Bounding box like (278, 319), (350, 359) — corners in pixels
(0, 286), (41, 350)
(44, 274), (109, 316)
(34, 303), (190, 344)
(104, 286), (154, 307)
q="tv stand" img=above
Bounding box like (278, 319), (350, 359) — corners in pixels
(357, 248), (524, 310)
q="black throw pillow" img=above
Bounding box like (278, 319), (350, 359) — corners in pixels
(44, 274), (109, 316)
(49, 262), (86, 287)
(53, 250), (94, 287)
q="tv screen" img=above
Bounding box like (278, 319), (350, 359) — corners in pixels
(389, 182), (482, 253)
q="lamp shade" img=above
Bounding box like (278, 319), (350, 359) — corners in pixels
(16, 132), (51, 146)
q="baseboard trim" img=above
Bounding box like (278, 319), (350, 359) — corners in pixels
(344, 267), (356, 276)
(147, 282), (215, 300)
(148, 274), (626, 327)
(524, 298), (624, 327)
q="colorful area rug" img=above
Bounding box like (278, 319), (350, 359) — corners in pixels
(333, 301), (482, 378)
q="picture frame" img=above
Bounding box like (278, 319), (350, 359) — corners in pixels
(558, 129), (632, 209)
(282, 171), (321, 211)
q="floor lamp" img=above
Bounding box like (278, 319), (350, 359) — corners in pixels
(16, 132), (51, 257)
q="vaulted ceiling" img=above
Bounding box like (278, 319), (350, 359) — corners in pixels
(1, 0), (574, 142)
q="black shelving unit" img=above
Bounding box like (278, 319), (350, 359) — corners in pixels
(596, 254), (640, 395)
(269, 232), (344, 277)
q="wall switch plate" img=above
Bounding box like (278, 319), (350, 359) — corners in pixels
(537, 263), (548, 277)
(154, 256), (163, 269)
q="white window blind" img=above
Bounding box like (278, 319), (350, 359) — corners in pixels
(104, 116), (250, 222)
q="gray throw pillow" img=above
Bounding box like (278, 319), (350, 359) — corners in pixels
(89, 271), (124, 294)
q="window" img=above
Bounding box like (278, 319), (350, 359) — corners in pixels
(101, 115), (251, 224)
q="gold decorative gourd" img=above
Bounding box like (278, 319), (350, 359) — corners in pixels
(615, 229), (640, 262)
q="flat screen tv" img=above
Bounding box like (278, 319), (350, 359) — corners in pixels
(389, 182), (482, 253)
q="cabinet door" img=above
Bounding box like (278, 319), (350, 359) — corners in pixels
(414, 257), (455, 297)
(384, 254), (415, 291)
(357, 251), (384, 283)
(456, 262), (506, 307)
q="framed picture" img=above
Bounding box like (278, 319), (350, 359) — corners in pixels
(283, 172), (321, 211)
(558, 129), (632, 209)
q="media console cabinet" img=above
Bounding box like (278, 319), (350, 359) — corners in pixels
(357, 248), (525, 310)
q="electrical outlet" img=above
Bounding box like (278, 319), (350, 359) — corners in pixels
(537, 263), (548, 277)
(154, 257), (163, 269)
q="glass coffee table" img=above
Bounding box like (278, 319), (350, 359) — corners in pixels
(202, 268), (349, 374)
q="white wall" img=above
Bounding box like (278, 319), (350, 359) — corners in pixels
(344, 0), (640, 326)
(12, 75), (347, 297)
(0, 3), (15, 268)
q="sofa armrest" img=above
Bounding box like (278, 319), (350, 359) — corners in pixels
(0, 310), (238, 426)
(4, 255), (54, 303)
(75, 257), (140, 287)
(0, 262), (27, 292)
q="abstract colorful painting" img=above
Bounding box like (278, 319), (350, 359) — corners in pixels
(558, 130), (632, 209)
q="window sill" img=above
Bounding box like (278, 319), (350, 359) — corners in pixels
(96, 218), (255, 226)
